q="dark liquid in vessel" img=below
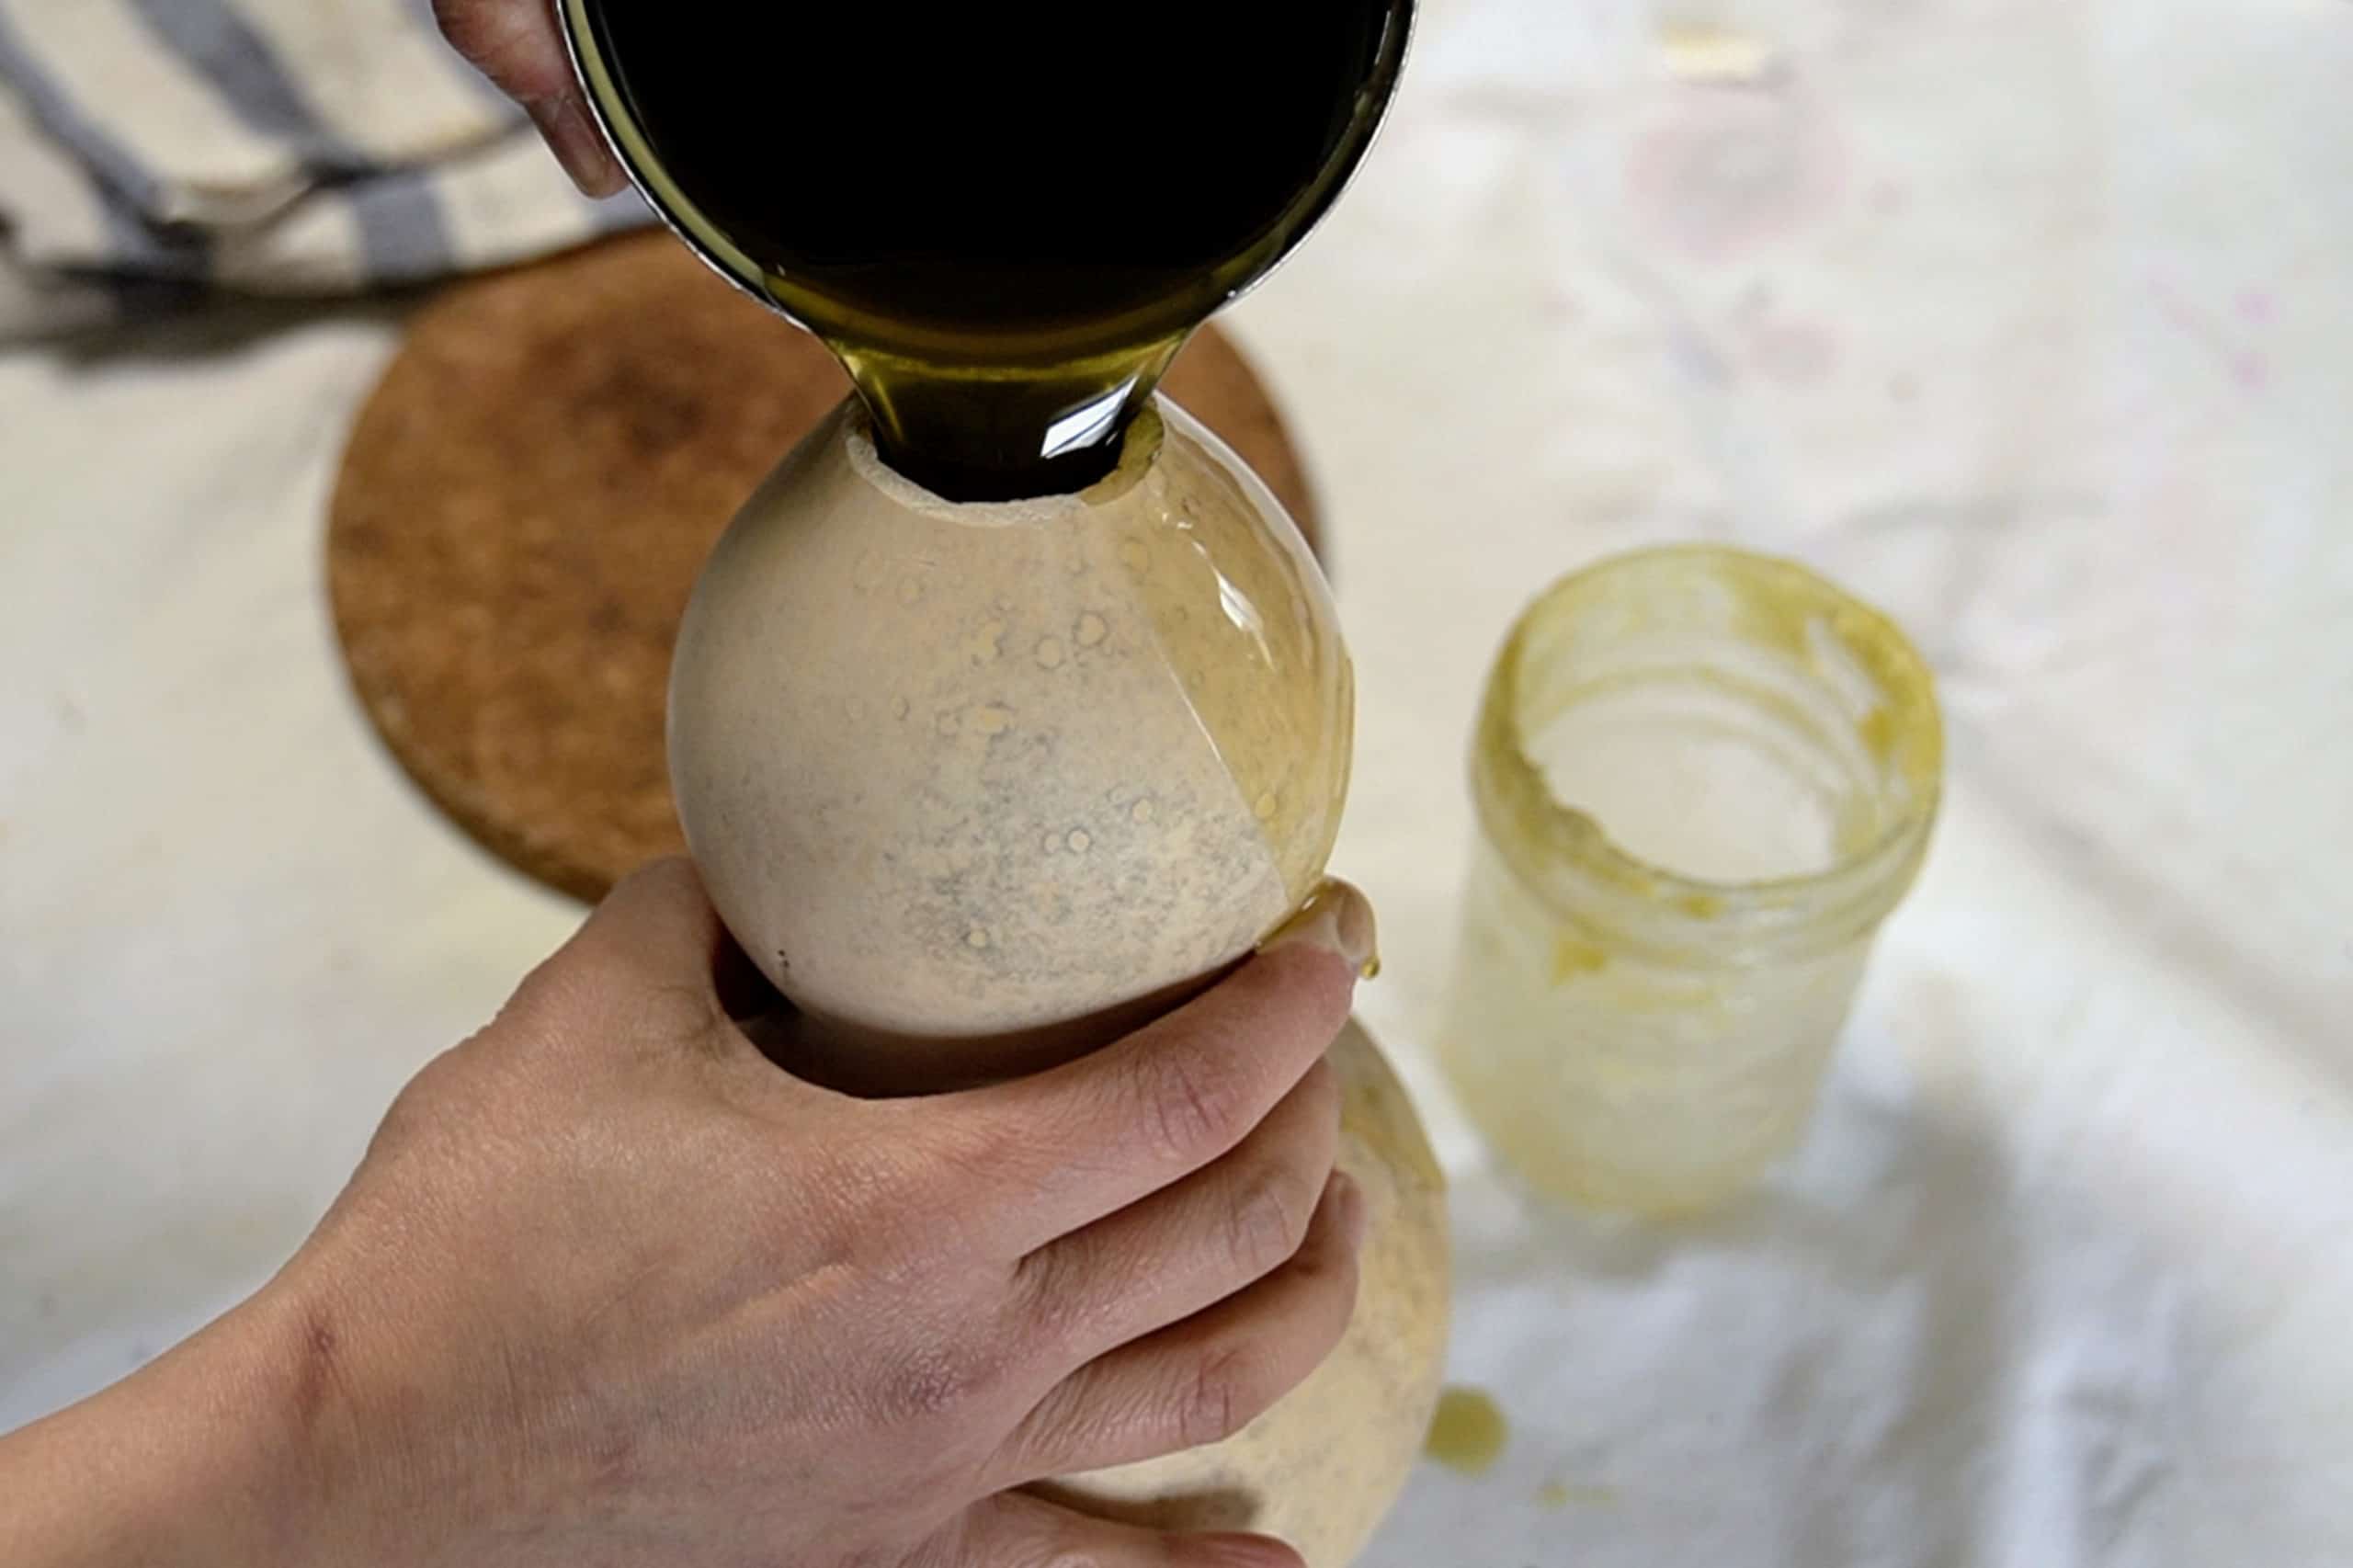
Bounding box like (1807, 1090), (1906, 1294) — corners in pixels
(580, 1), (1410, 499)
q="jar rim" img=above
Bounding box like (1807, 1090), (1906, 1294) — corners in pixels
(1472, 545), (1945, 961)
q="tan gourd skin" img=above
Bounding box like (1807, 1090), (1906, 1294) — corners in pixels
(669, 396), (1449, 1566)
(1045, 1017), (1449, 1567)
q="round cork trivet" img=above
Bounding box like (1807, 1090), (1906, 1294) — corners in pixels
(328, 232), (1324, 904)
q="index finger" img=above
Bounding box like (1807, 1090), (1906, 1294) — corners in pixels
(932, 881), (1374, 1252)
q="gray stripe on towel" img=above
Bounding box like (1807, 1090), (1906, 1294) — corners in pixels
(121, 0), (454, 282)
(94, 190), (214, 281)
(0, 1), (170, 216)
(121, 0), (365, 169)
(345, 163), (455, 283)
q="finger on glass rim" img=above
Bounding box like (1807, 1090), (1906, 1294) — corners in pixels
(529, 93), (629, 197)
(914, 1488), (1303, 1568)
(926, 933), (1359, 1254)
(433, 0), (574, 100)
(993, 1171), (1365, 1485)
(1010, 1058), (1340, 1369)
(430, 0), (626, 194)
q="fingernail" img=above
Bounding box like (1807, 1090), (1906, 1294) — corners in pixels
(529, 93), (626, 198)
(1257, 878), (1379, 979)
(1329, 1170), (1368, 1250)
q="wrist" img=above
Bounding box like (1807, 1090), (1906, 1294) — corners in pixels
(0, 1278), (394, 1567)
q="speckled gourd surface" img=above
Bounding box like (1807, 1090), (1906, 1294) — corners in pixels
(667, 395), (1449, 1565)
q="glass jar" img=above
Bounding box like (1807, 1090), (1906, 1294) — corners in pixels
(1439, 546), (1943, 1217)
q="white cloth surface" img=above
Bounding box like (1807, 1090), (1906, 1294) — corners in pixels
(0, 0), (648, 339)
(3, 0), (2348, 1563)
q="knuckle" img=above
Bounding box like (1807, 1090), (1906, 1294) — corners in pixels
(815, 1144), (945, 1268)
(1225, 1164), (1313, 1279)
(878, 1342), (971, 1422)
(1176, 1342), (1271, 1449)
(879, 1336), (1007, 1426)
(1140, 1049), (1248, 1165)
(868, 1119), (1003, 1260)
(631, 980), (722, 1048)
(908, 1110), (1018, 1204)
(1011, 1238), (1090, 1346)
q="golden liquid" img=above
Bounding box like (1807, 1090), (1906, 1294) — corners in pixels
(1423, 1385), (1509, 1475)
(574, 0), (1413, 500)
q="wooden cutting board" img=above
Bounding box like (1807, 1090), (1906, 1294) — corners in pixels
(327, 233), (1324, 903)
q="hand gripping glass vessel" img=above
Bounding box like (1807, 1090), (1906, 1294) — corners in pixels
(560, 5), (1446, 1562)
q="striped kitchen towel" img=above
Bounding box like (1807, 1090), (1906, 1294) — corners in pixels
(0, 0), (648, 340)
